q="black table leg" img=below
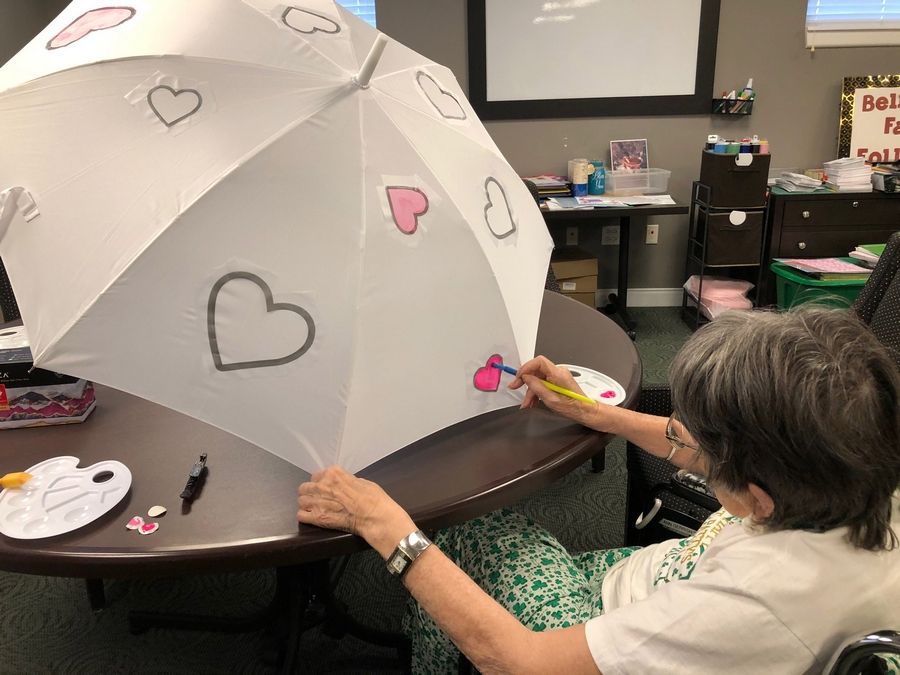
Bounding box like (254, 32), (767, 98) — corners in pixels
(601, 216), (637, 339)
(85, 578), (106, 612)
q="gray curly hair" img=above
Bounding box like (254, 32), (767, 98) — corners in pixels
(669, 307), (900, 551)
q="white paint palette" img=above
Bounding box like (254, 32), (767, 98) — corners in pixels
(0, 456), (131, 539)
(557, 364), (626, 406)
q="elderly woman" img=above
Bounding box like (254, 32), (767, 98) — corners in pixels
(297, 308), (900, 674)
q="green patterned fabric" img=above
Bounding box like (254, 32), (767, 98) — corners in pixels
(403, 509), (639, 673)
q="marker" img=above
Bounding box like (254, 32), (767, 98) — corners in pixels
(491, 363), (596, 405)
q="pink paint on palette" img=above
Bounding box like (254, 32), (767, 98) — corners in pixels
(386, 187), (428, 235)
(47, 7), (136, 50)
(599, 390), (616, 399)
(473, 354), (503, 392)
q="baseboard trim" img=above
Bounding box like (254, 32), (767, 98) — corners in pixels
(594, 287), (683, 308)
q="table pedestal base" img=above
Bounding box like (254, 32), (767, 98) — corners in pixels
(127, 561), (409, 673)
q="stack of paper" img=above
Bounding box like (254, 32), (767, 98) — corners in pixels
(822, 158), (873, 193)
(523, 174), (572, 198)
(849, 243), (885, 267)
(776, 257), (872, 281)
(774, 172), (824, 192)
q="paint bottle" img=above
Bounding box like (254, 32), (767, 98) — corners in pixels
(759, 139), (770, 154)
(714, 140), (728, 153)
(588, 160), (606, 195)
(750, 134), (761, 153)
(740, 138), (752, 153)
(706, 134), (719, 151)
(726, 140), (740, 154)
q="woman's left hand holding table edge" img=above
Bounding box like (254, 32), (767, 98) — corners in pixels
(296, 467), (601, 674)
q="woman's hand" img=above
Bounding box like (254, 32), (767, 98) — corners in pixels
(297, 466), (416, 559)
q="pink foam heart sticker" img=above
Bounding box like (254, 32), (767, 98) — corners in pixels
(473, 355), (503, 392)
(138, 522), (159, 535)
(47, 7), (136, 50)
(387, 187), (428, 235)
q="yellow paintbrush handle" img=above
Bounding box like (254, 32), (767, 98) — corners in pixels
(541, 380), (596, 405)
(1, 472), (33, 489)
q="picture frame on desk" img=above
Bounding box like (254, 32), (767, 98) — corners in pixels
(466, 0), (721, 120)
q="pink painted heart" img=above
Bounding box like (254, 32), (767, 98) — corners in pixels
(125, 515), (144, 530)
(47, 7), (136, 50)
(138, 521), (159, 535)
(387, 187), (428, 235)
(473, 355), (503, 392)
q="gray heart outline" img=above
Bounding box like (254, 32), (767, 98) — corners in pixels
(483, 177), (516, 239)
(416, 71), (466, 121)
(281, 6), (341, 34)
(147, 85), (203, 128)
(207, 272), (316, 372)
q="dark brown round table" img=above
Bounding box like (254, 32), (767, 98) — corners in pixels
(0, 291), (640, 579)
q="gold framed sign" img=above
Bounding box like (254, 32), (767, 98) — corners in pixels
(839, 74), (900, 162)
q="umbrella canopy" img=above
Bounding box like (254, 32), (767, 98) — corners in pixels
(0, 0), (553, 473)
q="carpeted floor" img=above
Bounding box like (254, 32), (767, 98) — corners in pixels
(0, 307), (692, 674)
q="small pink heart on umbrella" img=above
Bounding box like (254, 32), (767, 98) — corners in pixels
(599, 390), (617, 399)
(47, 7), (136, 50)
(387, 187), (429, 235)
(473, 354), (503, 392)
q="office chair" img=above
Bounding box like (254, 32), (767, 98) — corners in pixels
(522, 178), (562, 294)
(0, 256), (20, 322)
(853, 231), (900, 369)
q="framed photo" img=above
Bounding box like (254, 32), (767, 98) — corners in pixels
(467, 0), (721, 120)
(610, 139), (649, 172)
(838, 74), (900, 161)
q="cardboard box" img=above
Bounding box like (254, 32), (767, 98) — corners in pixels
(0, 322), (96, 428)
(559, 275), (598, 293)
(563, 292), (597, 307)
(551, 247), (598, 280)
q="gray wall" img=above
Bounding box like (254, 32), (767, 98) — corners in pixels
(3, 1), (897, 295)
(378, 0), (900, 293)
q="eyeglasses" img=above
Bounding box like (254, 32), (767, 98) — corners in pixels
(665, 413), (700, 455)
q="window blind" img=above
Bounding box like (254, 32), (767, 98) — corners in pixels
(337, 0), (377, 27)
(806, 0), (900, 47)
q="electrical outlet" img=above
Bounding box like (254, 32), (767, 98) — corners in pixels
(566, 226), (578, 246)
(645, 223), (659, 244)
(601, 225), (620, 246)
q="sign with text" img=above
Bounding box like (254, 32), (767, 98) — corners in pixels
(851, 86), (900, 162)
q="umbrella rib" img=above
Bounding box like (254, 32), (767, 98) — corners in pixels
(371, 81), (503, 158)
(35, 84), (356, 366)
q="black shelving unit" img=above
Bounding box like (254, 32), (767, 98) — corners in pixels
(681, 181), (767, 330)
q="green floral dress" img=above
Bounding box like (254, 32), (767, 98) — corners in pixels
(403, 507), (740, 673)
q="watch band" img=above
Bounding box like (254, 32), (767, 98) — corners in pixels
(386, 529), (432, 578)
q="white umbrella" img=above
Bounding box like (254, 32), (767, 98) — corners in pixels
(0, 0), (552, 473)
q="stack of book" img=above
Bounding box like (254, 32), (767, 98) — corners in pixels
(849, 243), (885, 268)
(776, 257), (872, 281)
(822, 158), (873, 192)
(523, 175), (572, 199)
(774, 172), (823, 192)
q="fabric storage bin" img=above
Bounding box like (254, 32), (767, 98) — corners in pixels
(698, 151), (771, 208)
(770, 261), (866, 309)
(692, 207), (764, 266)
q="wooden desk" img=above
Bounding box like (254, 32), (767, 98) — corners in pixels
(0, 291), (641, 579)
(543, 204), (689, 337)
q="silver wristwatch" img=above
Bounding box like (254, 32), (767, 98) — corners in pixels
(386, 529), (432, 578)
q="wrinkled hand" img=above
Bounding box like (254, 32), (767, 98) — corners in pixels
(297, 466), (415, 557)
(508, 355), (596, 424)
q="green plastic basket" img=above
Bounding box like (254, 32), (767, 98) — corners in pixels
(770, 260), (868, 309)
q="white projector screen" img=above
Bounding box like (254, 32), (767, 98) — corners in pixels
(467, 0), (720, 120)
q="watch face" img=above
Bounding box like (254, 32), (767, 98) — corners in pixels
(388, 554), (409, 575)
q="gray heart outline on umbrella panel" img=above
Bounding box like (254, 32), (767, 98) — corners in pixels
(416, 71), (467, 121)
(281, 6), (341, 34)
(147, 85), (203, 128)
(207, 271), (316, 372)
(483, 177), (516, 239)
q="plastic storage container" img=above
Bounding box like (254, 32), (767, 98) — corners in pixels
(605, 168), (670, 196)
(770, 260), (867, 309)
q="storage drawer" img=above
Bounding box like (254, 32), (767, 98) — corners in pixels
(694, 207), (764, 265)
(782, 198), (900, 228)
(777, 227), (900, 258)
